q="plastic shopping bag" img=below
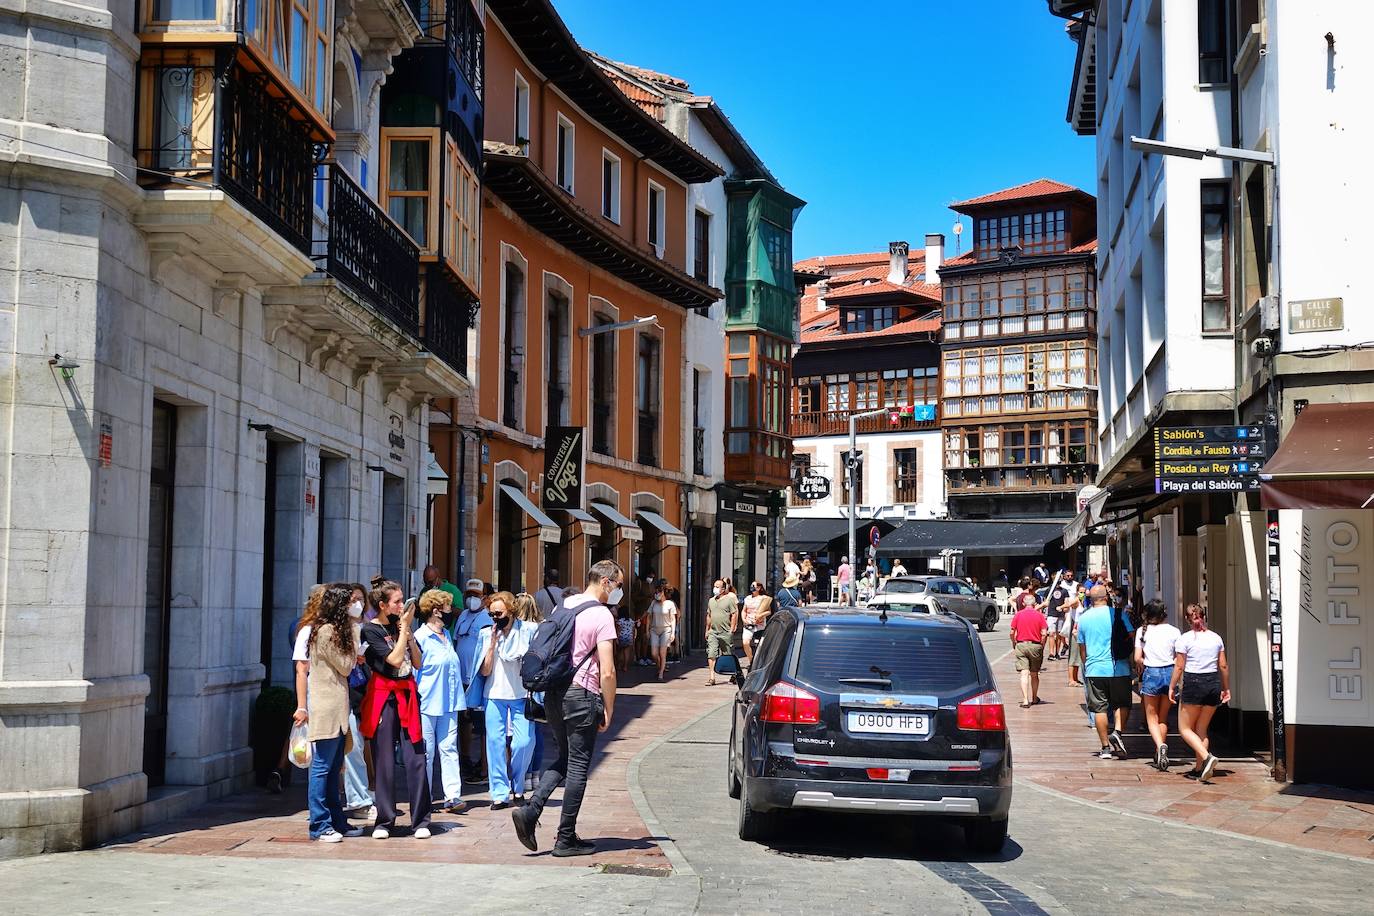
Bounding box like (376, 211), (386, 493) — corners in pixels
(287, 722), (312, 769)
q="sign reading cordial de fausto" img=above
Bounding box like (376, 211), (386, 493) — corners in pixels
(542, 425), (584, 511)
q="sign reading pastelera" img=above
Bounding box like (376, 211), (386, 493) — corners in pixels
(1280, 509), (1371, 727)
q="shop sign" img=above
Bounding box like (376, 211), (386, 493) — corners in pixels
(541, 425), (584, 511)
(794, 474), (831, 501)
(1287, 297), (1343, 334)
(1281, 510), (1370, 726)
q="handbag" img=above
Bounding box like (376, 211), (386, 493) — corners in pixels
(523, 693), (547, 723)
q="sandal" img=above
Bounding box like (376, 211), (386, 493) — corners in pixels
(1019, 702), (1032, 708)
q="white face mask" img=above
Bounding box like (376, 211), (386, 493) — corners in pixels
(608, 586), (624, 606)
(712, 586), (722, 596)
(466, 596), (482, 611)
(347, 600), (364, 619)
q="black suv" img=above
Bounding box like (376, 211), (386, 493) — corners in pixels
(726, 605), (1011, 852)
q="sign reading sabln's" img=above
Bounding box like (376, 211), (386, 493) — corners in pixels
(542, 426), (584, 511)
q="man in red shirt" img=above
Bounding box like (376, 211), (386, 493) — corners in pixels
(1009, 577), (1050, 708)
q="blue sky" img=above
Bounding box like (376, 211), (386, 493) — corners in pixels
(556, 0), (1096, 260)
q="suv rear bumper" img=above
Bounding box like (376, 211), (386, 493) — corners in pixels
(748, 776), (1011, 819)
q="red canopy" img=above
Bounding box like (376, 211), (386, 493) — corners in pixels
(1260, 403), (1374, 509)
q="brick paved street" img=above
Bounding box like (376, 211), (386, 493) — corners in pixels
(990, 639), (1374, 861)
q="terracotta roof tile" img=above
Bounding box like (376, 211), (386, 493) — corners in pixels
(800, 312), (942, 345)
(932, 238), (1098, 270)
(1069, 239), (1099, 254)
(949, 178), (1089, 210)
(825, 278), (941, 302)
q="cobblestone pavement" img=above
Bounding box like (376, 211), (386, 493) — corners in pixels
(992, 633), (1374, 860)
(3, 626), (1372, 914)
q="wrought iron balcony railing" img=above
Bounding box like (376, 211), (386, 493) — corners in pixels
(317, 163), (421, 336)
(422, 265), (476, 377)
(791, 408), (939, 438)
(693, 427), (706, 476)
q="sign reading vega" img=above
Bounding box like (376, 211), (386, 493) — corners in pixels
(541, 426), (584, 511)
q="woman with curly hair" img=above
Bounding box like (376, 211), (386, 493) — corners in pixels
(415, 588), (466, 813)
(304, 583), (362, 842)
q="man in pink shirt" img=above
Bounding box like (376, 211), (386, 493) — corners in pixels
(836, 556), (853, 606)
(512, 558), (620, 857)
(1009, 596), (1050, 708)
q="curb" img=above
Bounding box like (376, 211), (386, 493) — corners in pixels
(625, 695), (733, 878)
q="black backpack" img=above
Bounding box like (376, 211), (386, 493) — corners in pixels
(1108, 606), (1134, 662)
(521, 596), (602, 692)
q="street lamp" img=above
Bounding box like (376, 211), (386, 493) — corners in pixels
(577, 315), (659, 337)
(1132, 135), (1285, 779)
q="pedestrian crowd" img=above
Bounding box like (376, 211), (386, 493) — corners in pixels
(1007, 565), (1231, 783)
(283, 559), (627, 856)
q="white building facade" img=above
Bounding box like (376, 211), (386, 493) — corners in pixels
(0, 0), (475, 856)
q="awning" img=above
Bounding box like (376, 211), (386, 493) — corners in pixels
(556, 507), (601, 537)
(590, 501), (641, 541)
(783, 517), (895, 555)
(1063, 488), (1112, 548)
(497, 483), (561, 544)
(636, 509), (688, 548)
(875, 519), (1064, 558)
(1260, 403), (1374, 509)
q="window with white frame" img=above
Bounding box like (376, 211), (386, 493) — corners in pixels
(556, 115), (574, 192)
(647, 181), (665, 255)
(514, 74), (530, 153)
(601, 150), (621, 222)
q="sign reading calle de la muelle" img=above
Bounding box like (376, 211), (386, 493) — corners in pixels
(1154, 425), (1271, 494)
(1287, 297), (1344, 334)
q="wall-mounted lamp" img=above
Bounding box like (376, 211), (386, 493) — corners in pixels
(49, 354), (80, 380)
(577, 315), (659, 338)
(247, 421), (275, 433)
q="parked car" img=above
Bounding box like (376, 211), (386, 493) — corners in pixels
(875, 575), (999, 632)
(727, 605), (1012, 853)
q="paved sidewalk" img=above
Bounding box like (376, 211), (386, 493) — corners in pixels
(995, 642), (1374, 860)
(106, 659), (725, 869)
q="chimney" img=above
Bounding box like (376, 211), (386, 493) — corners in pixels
(924, 232), (944, 285)
(815, 278), (829, 311)
(887, 241), (909, 284)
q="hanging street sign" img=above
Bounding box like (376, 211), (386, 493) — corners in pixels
(1154, 425), (1273, 495)
(794, 473), (831, 501)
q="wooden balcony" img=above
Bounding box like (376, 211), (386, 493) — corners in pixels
(792, 409), (939, 438)
(725, 430), (792, 489)
(946, 463), (1096, 494)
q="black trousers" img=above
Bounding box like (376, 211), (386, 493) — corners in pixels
(370, 695), (431, 830)
(527, 684), (602, 845)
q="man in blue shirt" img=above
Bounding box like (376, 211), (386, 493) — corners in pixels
(1076, 584), (1135, 759)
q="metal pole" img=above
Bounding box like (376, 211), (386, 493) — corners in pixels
(846, 406), (896, 605)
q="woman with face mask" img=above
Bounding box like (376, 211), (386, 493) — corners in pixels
(414, 588), (466, 814)
(454, 578), (493, 780)
(339, 584), (375, 821)
(476, 592), (537, 808)
(358, 578), (430, 838)
(647, 580), (678, 681)
(303, 584), (364, 842)
(740, 582), (771, 668)
(704, 579), (738, 686)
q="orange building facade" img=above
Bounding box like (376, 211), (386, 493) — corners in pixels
(438, 0), (722, 594)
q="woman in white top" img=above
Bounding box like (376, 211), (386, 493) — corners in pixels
(647, 579), (679, 681)
(1168, 603), (1230, 782)
(1133, 600), (1181, 771)
(477, 591), (537, 808)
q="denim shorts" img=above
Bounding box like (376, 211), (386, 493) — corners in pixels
(1140, 665), (1173, 697)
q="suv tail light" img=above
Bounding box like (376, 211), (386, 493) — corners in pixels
(956, 689), (1006, 731)
(760, 681), (821, 724)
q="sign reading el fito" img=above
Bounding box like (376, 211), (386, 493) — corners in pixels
(1281, 510), (1370, 726)
(541, 426), (584, 511)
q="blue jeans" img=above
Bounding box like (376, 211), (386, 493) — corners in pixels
(307, 734), (348, 838)
(422, 710), (462, 802)
(485, 697), (534, 803)
(342, 712), (372, 810)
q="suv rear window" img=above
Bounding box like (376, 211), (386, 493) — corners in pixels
(796, 623), (978, 695)
(882, 579), (925, 594)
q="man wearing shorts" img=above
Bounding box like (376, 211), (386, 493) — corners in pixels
(1076, 584), (1134, 759)
(1008, 597), (1049, 707)
(1041, 570), (1077, 660)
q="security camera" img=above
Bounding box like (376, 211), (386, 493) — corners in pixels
(49, 354), (80, 370)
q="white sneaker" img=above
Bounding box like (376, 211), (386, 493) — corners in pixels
(372, 826), (390, 840)
(364, 805), (378, 822)
(315, 830), (343, 843)
(413, 827), (431, 839)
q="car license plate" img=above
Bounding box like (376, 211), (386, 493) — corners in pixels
(846, 710), (929, 735)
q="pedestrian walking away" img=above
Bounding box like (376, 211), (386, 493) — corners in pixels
(1008, 585), (1050, 707)
(836, 556), (853, 606)
(476, 592), (537, 809)
(799, 557), (817, 605)
(511, 559), (621, 857)
(534, 568), (563, 619)
(1076, 584), (1135, 760)
(453, 578), (493, 781)
(704, 578), (739, 686)
(1135, 600), (1180, 771)
(1170, 604), (1230, 782)
(302, 584), (366, 842)
(358, 578), (432, 838)
(414, 588), (466, 813)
